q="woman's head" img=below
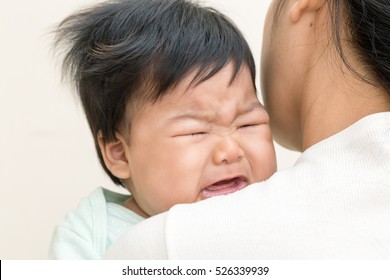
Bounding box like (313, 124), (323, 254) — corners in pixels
(261, 0), (390, 151)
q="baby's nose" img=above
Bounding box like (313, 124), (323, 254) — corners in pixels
(212, 136), (244, 164)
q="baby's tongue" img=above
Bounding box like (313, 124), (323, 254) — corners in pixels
(202, 177), (246, 197)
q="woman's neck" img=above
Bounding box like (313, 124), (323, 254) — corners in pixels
(300, 61), (390, 150)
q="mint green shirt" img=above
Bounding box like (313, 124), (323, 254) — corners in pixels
(49, 187), (145, 259)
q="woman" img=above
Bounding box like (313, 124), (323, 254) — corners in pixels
(105, 0), (390, 259)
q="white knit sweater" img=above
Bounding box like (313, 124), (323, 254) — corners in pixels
(105, 112), (390, 259)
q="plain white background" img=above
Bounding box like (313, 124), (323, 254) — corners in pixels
(0, 0), (300, 259)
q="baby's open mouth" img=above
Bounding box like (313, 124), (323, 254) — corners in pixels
(202, 177), (247, 198)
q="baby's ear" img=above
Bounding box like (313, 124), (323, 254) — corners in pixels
(98, 132), (131, 179)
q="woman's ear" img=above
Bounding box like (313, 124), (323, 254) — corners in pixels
(98, 132), (131, 179)
(289, 0), (325, 23)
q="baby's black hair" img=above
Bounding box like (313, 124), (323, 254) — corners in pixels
(54, 0), (256, 186)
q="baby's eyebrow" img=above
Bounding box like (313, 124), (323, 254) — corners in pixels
(167, 111), (212, 124)
(166, 101), (264, 125)
(238, 101), (264, 114)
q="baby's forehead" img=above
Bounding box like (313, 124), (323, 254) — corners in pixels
(140, 66), (255, 108)
(121, 62), (256, 127)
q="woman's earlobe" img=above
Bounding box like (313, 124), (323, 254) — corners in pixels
(289, 0), (325, 23)
(97, 132), (131, 179)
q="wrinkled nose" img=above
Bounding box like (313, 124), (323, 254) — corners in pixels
(212, 137), (244, 165)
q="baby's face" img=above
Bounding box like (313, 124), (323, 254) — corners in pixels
(124, 63), (276, 216)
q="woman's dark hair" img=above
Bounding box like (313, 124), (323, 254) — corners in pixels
(330, 0), (390, 96)
(53, 0), (256, 186)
